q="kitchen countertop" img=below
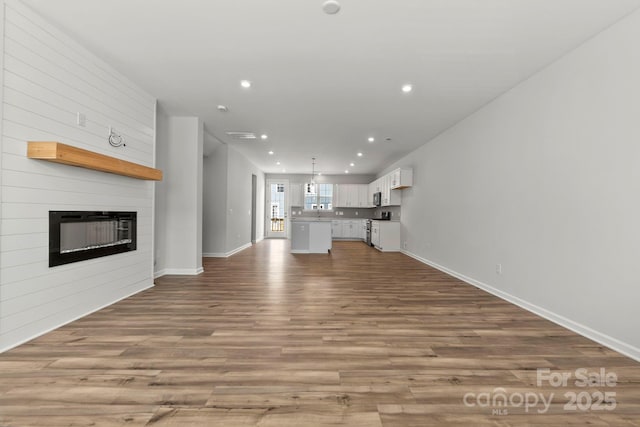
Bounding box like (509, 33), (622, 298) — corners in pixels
(291, 217), (399, 222)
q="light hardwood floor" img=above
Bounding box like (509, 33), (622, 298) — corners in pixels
(0, 240), (638, 426)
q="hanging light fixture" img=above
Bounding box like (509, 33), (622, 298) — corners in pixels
(306, 157), (317, 195)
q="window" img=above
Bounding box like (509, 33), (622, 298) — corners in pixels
(304, 183), (333, 210)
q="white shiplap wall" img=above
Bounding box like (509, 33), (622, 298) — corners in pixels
(0, 0), (156, 351)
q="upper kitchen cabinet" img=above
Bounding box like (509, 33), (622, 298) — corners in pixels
(358, 185), (373, 208)
(381, 175), (401, 207)
(335, 184), (369, 208)
(290, 183), (303, 207)
(389, 168), (413, 189)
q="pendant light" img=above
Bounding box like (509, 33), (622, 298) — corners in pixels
(306, 157), (317, 194)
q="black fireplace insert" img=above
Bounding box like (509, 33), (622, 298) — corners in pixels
(49, 211), (137, 267)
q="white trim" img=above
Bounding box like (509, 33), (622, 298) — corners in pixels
(0, 282), (154, 354)
(401, 249), (640, 362)
(158, 267), (204, 276)
(203, 242), (252, 258)
(0, 2), (5, 323)
(153, 269), (166, 279)
(151, 100), (158, 286)
(255, 236), (265, 243)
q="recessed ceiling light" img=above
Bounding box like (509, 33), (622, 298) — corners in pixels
(240, 80), (252, 88)
(268, 151), (274, 155)
(217, 105), (228, 112)
(368, 137), (374, 143)
(357, 152), (363, 157)
(349, 162), (355, 167)
(318, 172), (322, 176)
(345, 170), (349, 174)
(276, 161), (281, 165)
(322, 0), (341, 15)
(401, 83), (413, 93)
(261, 134), (268, 140)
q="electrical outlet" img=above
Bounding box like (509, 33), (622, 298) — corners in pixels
(76, 112), (86, 127)
(496, 264), (502, 275)
(403, 241), (408, 249)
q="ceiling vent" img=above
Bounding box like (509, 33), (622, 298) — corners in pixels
(225, 131), (257, 140)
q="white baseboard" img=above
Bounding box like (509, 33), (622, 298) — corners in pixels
(158, 267), (204, 276)
(204, 242), (252, 258)
(401, 249), (640, 362)
(0, 282), (154, 354)
(255, 236), (264, 243)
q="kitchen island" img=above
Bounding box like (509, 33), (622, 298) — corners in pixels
(290, 219), (332, 254)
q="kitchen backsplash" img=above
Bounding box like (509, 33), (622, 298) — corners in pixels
(290, 206), (401, 220)
(372, 206), (401, 220)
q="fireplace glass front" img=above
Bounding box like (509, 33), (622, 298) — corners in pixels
(49, 211), (137, 267)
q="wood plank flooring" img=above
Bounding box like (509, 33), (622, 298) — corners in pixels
(0, 240), (638, 426)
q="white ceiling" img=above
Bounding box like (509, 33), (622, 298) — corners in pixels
(21, 0), (640, 175)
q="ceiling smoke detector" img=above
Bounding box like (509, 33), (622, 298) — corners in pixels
(217, 105), (228, 112)
(322, 0), (341, 15)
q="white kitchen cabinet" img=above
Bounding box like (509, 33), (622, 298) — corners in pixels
(381, 175), (390, 206)
(358, 184), (372, 207)
(331, 220), (343, 238)
(381, 175), (401, 207)
(371, 221), (380, 247)
(331, 219), (365, 240)
(370, 220), (400, 252)
(389, 168), (413, 189)
(289, 183), (303, 207)
(347, 185), (359, 207)
(291, 220), (332, 254)
(335, 184), (369, 207)
(334, 184), (347, 207)
(343, 220), (355, 238)
(368, 168), (411, 206)
(369, 177), (400, 207)
(344, 220), (362, 239)
(356, 220), (365, 239)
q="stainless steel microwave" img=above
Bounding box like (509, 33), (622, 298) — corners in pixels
(373, 191), (382, 206)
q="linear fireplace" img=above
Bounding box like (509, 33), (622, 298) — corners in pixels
(49, 211), (137, 267)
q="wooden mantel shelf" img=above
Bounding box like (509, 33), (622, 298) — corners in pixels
(27, 141), (163, 181)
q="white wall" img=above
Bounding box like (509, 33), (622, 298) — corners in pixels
(0, 0), (156, 351)
(153, 107), (169, 275)
(154, 114), (203, 275)
(203, 145), (265, 257)
(226, 147), (265, 252)
(203, 144), (228, 255)
(387, 9), (640, 360)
